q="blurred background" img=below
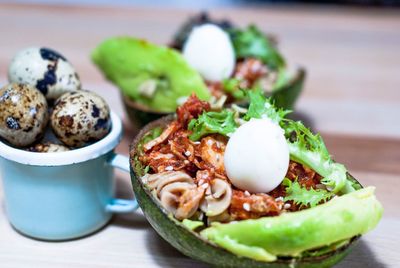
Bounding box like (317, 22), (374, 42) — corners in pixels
(7, 0), (400, 6)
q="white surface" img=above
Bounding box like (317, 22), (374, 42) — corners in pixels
(0, 111), (122, 166)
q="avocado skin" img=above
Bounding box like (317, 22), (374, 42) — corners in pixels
(121, 93), (168, 129)
(129, 116), (359, 268)
(272, 67), (306, 111)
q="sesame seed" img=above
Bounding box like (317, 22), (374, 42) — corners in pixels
(207, 140), (213, 146)
(244, 191), (250, 197)
(165, 166), (173, 171)
(284, 203), (291, 209)
(275, 197), (284, 202)
(184, 151), (191, 156)
(243, 203), (251, 211)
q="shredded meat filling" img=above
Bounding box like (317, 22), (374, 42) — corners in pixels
(176, 94), (210, 126)
(234, 58), (269, 89)
(141, 89), (326, 223)
(229, 190), (282, 220)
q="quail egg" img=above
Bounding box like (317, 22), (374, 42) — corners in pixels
(0, 83), (49, 147)
(183, 24), (235, 81)
(51, 90), (111, 147)
(27, 142), (70, 153)
(8, 47), (81, 100)
(224, 118), (289, 193)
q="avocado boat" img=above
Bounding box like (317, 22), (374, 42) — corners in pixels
(129, 90), (382, 267)
(92, 19), (305, 127)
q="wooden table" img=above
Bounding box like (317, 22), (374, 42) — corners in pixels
(0, 3), (399, 267)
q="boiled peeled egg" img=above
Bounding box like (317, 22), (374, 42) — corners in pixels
(183, 24), (235, 82)
(224, 118), (289, 193)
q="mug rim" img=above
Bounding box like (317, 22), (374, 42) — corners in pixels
(0, 110), (122, 166)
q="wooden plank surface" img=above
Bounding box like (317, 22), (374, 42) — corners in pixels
(0, 3), (399, 268)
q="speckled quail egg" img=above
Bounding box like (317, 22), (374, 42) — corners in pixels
(0, 83), (49, 147)
(51, 90), (111, 147)
(8, 47), (81, 100)
(27, 142), (70, 153)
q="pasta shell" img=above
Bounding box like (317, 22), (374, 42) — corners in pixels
(200, 179), (232, 217)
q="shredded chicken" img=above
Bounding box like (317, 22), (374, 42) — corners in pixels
(229, 190), (282, 220)
(234, 58), (269, 89)
(286, 161), (322, 189)
(143, 121), (180, 152)
(197, 136), (227, 174)
(176, 94), (210, 126)
(206, 81), (225, 99)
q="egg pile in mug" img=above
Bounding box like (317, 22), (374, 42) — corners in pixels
(0, 47), (111, 152)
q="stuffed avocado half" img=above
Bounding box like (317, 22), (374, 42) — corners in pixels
(130, 89), (382, 267)
(92, 13), (305, 115)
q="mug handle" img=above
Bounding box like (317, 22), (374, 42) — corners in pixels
(105, 153), (139, 213)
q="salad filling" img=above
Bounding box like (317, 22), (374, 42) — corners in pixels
(134, 89), (382, 261)
(172, 13), (290, 102)
(92, 13), (303, 113)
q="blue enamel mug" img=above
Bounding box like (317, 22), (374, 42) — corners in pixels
(0, 111), (138, 241)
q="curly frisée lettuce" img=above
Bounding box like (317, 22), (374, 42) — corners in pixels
(244, 88), (290, 123)
(188, 110), (237, 141)
(283, 120), (349, 193)
(229, 25), (285, 70)
(283, 178), (334, 208)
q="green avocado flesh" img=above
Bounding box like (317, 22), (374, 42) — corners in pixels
(201, 187), (383, 262)
(92, 37), (210, 112)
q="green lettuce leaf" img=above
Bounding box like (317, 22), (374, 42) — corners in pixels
(222, 78), (246, 100)
(229, 25), (285, 70)
(243, 88), (290, 123)
(283, 178), (334, 208)
(283, 120), (348, 193)
(188, 110), (237, 141)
